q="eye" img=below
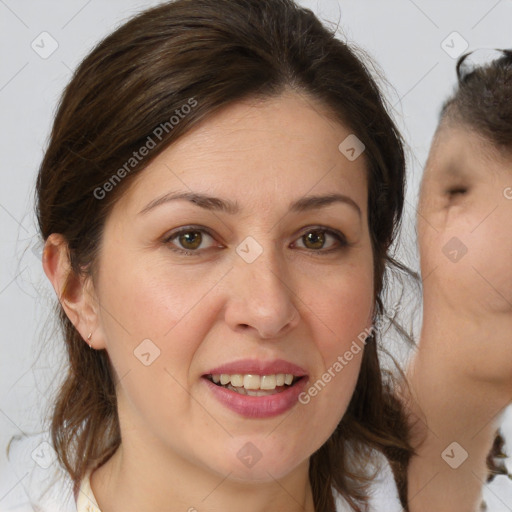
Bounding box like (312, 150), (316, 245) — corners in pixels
(162, 225), (348, 257)
(163, 227), (220, 255)
(292, 227), (347, 253)
(446, 186), (468, 197)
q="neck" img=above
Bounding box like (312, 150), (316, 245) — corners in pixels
(405, 295), (511, 512)
(90, 431), (315, 512)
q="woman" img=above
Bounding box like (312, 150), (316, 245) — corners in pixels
(29, 0), (413, 510)
(407, 49), (512, 511)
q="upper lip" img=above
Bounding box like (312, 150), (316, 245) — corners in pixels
(204, 358), (308, 377)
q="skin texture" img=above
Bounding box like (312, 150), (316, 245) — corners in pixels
(43, 92), (375, 512)
(407, 123), (512, 511)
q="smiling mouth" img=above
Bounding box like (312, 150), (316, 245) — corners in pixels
(204, 373), (305, 396)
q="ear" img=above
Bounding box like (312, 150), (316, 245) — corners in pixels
(42, 233), (106, 350)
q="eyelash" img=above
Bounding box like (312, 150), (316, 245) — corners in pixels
(162, 225), (348, 257)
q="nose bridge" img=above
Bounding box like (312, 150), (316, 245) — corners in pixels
(225, 236), (299, 338)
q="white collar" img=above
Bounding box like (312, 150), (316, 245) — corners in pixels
(76, 471), (102, 512)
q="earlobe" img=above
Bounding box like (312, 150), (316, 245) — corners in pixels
(42, 233), (106, 350)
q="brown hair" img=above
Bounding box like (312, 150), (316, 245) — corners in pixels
(35, 0), (412, 509)
(440, 49), (512, 151)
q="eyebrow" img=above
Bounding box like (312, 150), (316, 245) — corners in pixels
(138, 191), (361, 217)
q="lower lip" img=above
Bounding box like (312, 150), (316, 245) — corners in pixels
(202, 377), (308, 418)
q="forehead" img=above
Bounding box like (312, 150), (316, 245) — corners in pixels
(121, 92), (369, 215)
(423, 123), (509, 181)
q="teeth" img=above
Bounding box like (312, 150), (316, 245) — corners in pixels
(243, 374), (260, 390)
(210, 373), (297, 391)
(231, 374), (243, 387)
(260, 375), (276, 390)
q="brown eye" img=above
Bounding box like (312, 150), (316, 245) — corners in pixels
(294, 228), (347, 253)
(302, 230), (326, 249)
(163, 227), (219, 255)
(178, 231), (203, 250)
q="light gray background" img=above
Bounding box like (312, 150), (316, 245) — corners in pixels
(1, 0), (512, 509)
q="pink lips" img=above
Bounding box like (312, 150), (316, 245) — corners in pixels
(202, 358), (308, 419)
(205, 358), (308, 377)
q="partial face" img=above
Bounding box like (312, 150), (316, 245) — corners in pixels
(90, 92), (374, 482)
(418, 124), (512, 315)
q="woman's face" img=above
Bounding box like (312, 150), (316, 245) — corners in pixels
(90, 92), (374, 482)
(418, 123), (512, 385)
(418, 124), (512, 314)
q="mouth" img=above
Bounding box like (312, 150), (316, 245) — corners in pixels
(203, 373), (305, 396)
(201, 361), (309, 418)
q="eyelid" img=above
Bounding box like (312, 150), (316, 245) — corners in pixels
(445, 186), (469, 200)
(162, 225), (221, 256)
(162, 225), (349, 256)
(162, 225), (217, 242)
(291, 226), (348, 251)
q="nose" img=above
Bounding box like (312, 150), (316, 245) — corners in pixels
(223, 246), (300, 339)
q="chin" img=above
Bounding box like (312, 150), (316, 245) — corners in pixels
(220, 460), (302, 484)
(205, 440), (308, 483)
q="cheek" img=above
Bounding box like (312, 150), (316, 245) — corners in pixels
(417, 200), (444, 279)
(94, 248), (231, 418)
(296, 262), (373, 389)
(311, 275), (373, 352)
(420, 209), (512, 313)
(94, 255), (228, 448)
(99, 251), (226, 343)
(469, 223), (512, 310)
